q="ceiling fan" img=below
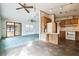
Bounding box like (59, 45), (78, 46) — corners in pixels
(16, 3), (33, 13)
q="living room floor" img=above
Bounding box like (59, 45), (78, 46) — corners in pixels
(1, 40), (79, 56)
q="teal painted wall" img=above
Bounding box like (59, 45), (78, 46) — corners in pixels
(0, 17), (1, 39)
(0, 3), (39, 37)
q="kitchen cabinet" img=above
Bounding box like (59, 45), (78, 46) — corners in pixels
(73, 18), (78, 24)
(60, 20), (65, 27)
(47, 33), (59, 44)
(40, 33), (48, 42)
(41, 16), (52, 33)
(58, 31), (66, 44)
(60, 18), (78, 27)
(76, 31), (79, 42)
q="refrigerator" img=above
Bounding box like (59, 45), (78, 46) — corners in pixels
(47, 22), (56, 33)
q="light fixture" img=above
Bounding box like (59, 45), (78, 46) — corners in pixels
(49, 9), (52, 12)
(59, 7), (63, 10)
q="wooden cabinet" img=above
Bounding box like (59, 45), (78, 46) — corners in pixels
(73, 18), (78, 24)
(59, 31), (65, 39)
(58, 31), (66, 44)
(41, 16), (52, 33)
(76, 31), (79, 42)
(75, 31), (79, 45)
(60, 20), (65, 27)
(47, 34), (59, 45)
(60, 18), (78, 27)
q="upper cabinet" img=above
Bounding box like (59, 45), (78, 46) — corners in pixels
(60, 18), (78, 27)
(60, 20), (65, 27)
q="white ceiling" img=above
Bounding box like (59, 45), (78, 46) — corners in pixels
(1, 3), (79, 18)
(26, 3), (79, 17)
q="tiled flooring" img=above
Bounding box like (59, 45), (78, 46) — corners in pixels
(1, 40), (79, 56)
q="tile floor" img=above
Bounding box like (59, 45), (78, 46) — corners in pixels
(1, 40), (79, 56)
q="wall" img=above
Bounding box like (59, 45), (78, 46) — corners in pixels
(0, 4), (1, 39)
(0, 4), (1, 16)
(0, 17), (1, 39)
(0, 3), (39, 37)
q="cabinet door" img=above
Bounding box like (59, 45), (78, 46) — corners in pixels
(69, 18), (78, 24)
(69, 19), (72, 24)
(60, 31), (65, 39)
(60, 20), (65, 27)
(75, 31), (79, 42)
(74, 18), (78, 24)
(65, 20), (67, 25)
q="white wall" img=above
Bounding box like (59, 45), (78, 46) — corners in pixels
(0, 17), (1, 39)
(0, 4), (2, 39)
(0, 3), (39, 37)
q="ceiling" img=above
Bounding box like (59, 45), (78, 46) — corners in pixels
(26, 3), (79, 17)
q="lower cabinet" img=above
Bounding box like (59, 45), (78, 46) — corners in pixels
(59, 31), (65, 39)
(47, 34), (59, 45)
(40, 33), (48, 42)
(58, 31), (66, 44)
(75, 31), (79, 42)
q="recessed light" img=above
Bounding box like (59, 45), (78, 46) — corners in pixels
(59, 7), (63, 10)
(49, 9), (52, 12)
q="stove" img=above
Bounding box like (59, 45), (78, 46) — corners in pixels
(66, 32), (75, 40)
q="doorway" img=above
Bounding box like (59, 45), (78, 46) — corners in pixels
(6, 21), (21, 37)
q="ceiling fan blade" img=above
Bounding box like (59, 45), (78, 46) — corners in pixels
(24, 3), (26, 6)
(24, 8), (30, 13)
(18, 3), (30, 13)
(16, 7), (23, 10)
(25, 6), (33, 8)
(18, 3), (25, 7)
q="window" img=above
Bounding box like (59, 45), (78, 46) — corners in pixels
(6, 21), (21, 37)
